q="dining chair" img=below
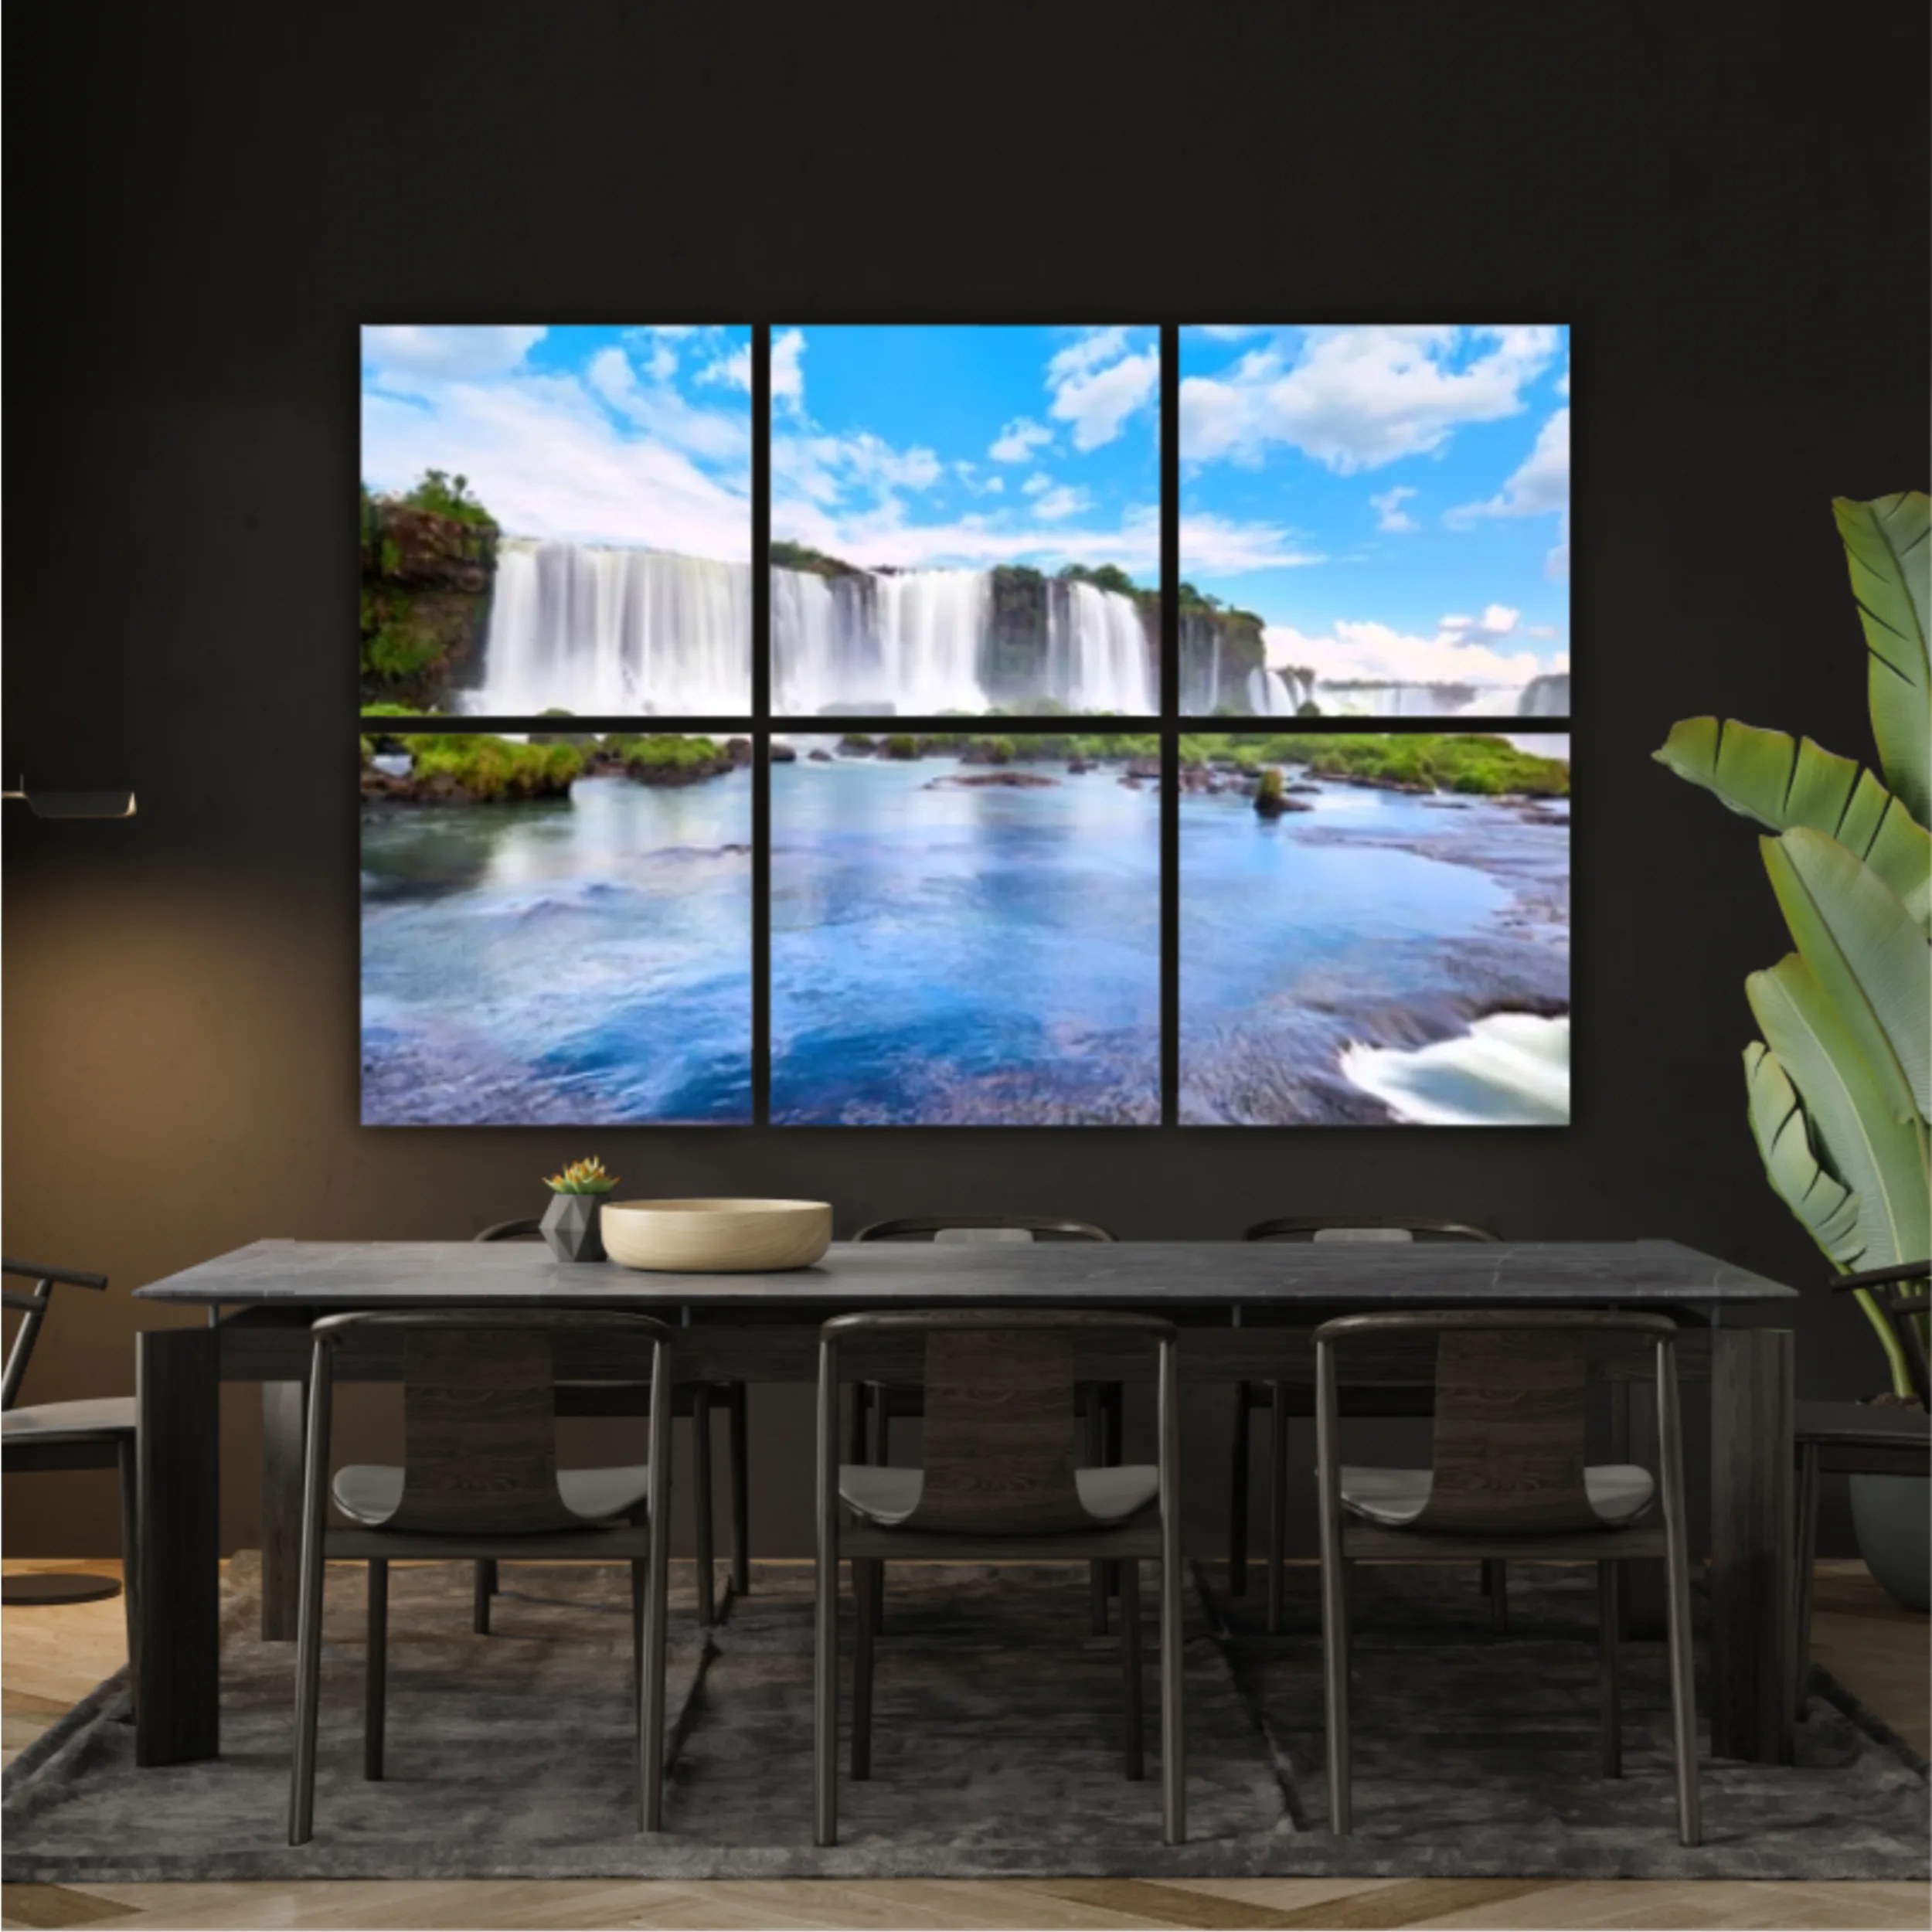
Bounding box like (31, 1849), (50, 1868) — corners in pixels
(852, 1215), (1124, 1633)
(287, 1308), (674, 1845)
(468, 1218), (747, 1631)
(1233, 1219), (1501, 1631)
(1, 1259), (140, 1689)
(1315, 1309), (1699, 1845)
(1794, 1259), (1930, 1717)
(815, 1309), (1185, 1848)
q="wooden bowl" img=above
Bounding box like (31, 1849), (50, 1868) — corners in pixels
(599, 1198), (832, 1274)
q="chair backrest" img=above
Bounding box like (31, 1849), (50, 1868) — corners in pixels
(820, 1310), (1172, 1534)
(2, 1259), (109, 1410)
(1832, 1260), (1931, 1408)
(1315, 1309), (1678, 1534)
(474, 1219), (543, 1243)
(1244, 1217), (1498, 1243)
(309, 1309), (672, 1534)
(855, 1216), (1115, 1244)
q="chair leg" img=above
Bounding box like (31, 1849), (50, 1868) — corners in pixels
(1485, 1558), (1509, 1633)
(1229, 1381), (1251, 1597)
(1087, 1392), (1109, 1635)
(1793, 1440), (1820, 1721)
(287, 1362), (332, 1848)
(1267, 1383), (1289, 1634)
(1659, 1347), (1702, 1848)
(1321, 1549), (1352, 1835)
(875, 1390), (893, 1468)
(364, 1560), (388, 1781)
(116, 1437), (140, 1719)
(1598, 1558), (1621, 1777)
(631, 1556), (647, 1705)
(691, 1384), (716, 1629)
(852, 1559), (877, 1781)
(727, 1383), (750, 1597)
(1120, 1557), (1144, 1780)
(472, 1560), (494, 1635)
(814, 1546), (838, 1846)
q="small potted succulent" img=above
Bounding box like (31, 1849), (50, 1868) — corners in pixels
(540, 1156), (618, 1263)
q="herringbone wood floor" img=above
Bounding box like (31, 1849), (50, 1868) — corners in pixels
(2, 1560), (1924, 1931)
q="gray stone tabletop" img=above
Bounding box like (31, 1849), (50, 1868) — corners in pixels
(133, 1238), (1797, 1311)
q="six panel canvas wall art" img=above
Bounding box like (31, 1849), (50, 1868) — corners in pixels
(359, 323), (1571, 1128)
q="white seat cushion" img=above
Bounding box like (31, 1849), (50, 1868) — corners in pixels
(1337, 1462), (1655, 1528)
(2, 1396), (137, 1445)
(838, 1462), (1158, 1529)
(332, 1463), (651, 1529)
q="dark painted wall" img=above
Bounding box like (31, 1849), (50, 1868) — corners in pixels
(4, 4), (1926, 1560)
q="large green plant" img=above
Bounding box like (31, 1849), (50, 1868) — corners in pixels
(1655, 492), (1930, 1393)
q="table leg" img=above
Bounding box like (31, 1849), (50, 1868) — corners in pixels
(1709, 1327), (1794, 1764)
(260, 1381), (305, 1641)
(136, 1325), (221, 1766)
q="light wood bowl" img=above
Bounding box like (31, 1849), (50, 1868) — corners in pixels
(599, 1198), (833, 1274)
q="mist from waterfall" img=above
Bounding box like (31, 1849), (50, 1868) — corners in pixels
(464, 538), (752, 715)
(773, 564), (1156, 716)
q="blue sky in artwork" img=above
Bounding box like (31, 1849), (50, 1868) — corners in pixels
(770, 325), (1160, 580)
(359, 325), (752, 560)
(1181, 325), (1570, 690)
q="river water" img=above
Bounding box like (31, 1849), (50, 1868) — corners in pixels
(361, 773), (752, 1124)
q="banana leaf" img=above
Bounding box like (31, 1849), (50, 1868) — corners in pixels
(1763, 827), (1931, 1123)
(1743, 1040), (1863, 1262)
(1835, 492), (1930, 826)
(1747, 954), (1930, 1275)
(1654, 718), (1930, 930)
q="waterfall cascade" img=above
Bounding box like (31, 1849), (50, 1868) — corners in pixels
(773, 564), (1156, 716)
(464, 539), (752, 715)
(1245, 666), (1311, 716)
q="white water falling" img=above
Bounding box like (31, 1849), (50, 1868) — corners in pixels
(464, 539), (751, 715)
(1516, 672), (1571, 716)
(1049, 580), (1158, 713)
(873, 571), (992, 713)
(771, 565), (1155, 715)
(1245, 666), (1308, 716)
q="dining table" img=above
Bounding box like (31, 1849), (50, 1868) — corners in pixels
(129, 1236), (1799, 1775)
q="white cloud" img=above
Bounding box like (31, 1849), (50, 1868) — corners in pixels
(1030, 485), (1090, 522)
(771, 328), (806, 415)
(1264, 605), (1562, 689)
(362, 371), (750, 562)
(989, 416), (1053, 462)
(1195, 324), (1263, 342)
(1047, 328), (1158, 451)
(773, 493), (1160, 578)
(1022, 472), (1053, 495)
(585, 346), (747, 463)
(1179, 514), (1326, 573)
(362, 325), (546, 387)
(1180, 324), (1560, 473)
(1447, 406), (1570, 577)
(1370, 485), (1418, 532)
(982, 475), (1003, 494)
(696, 344), (752, 392)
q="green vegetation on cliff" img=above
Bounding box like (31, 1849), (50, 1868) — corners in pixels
(770, 539), (858, 579)
(1180, 733), (1570, 798)
(381, 734), (583, 802)
(360, 473), (501, 710)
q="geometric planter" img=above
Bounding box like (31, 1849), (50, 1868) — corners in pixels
(539, 1192), (606, 1264)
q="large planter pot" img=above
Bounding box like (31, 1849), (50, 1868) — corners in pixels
(539, 1192), (606, 1264)
(1850, 1471), (1930, 1611)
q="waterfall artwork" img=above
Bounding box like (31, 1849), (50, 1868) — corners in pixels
(1179, 733), (1571, 1125)
(359, 325), (753, 717)
(770, 326), (1162, 717)
(770, 737), (1162, 1124)
(1179, 325), (1571, 723)
(359, 731), (753, 1125)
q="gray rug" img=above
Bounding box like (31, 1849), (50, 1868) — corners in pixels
(4, 1553), (1925, 1880)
